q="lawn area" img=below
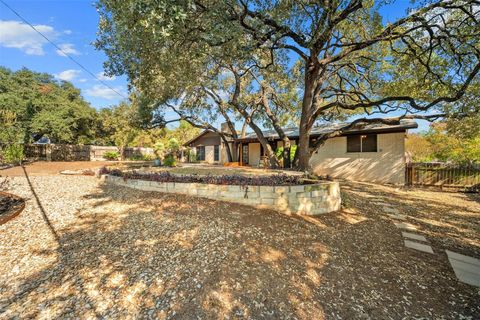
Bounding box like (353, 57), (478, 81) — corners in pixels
(0, 164), (479, 318)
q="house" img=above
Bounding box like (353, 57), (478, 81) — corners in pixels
(183, 120), (418, 184)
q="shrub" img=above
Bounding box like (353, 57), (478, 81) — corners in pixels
(127, 154), (154, 161)
(1, 144), (24, 165)
(103, 151), (119, 160)
(163, 154), (177, 167)
(99, 167), (307, 186)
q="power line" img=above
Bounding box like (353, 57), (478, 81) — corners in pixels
(0, 0), (128, 99)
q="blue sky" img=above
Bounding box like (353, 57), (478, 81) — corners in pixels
(0, 0), (127, 109)
(0, 0), (427, 131)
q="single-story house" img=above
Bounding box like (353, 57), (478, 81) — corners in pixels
(183, 120), (418, 184)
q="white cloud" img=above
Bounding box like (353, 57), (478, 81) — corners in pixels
(63, 30), (72, 35)
(54, 69), (81, 81)
(56, 43), (79, 56)
(85, 85), (124, 100)
(78, 78), (87, 83)
(0, 20), (56, 55)
(96, 71), (116, 81)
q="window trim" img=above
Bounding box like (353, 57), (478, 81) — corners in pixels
(196, 146), (205, 161)
(346, 134), (378, 153)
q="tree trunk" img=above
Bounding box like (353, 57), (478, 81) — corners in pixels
(233, 106), (279, 168)
(219, 133), (233, 162)
(246, 120), (279, 168)
(296, 58), (320, 171)
(259, 88), (292, 169)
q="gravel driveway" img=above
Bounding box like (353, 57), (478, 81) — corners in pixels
(0, 172), (479, 319)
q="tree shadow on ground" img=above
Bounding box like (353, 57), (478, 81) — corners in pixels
(341, 181), (480, 257)
(2, 179), (479, 319)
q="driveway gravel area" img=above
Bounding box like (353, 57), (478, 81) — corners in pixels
(0, 168), (479, 319)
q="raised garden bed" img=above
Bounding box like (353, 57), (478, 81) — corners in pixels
(100, 168), (341, 215)
(99, 167), (310, 186)
(0, 191), (25, 225)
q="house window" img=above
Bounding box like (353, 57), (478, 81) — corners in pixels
(347, 134), (377, 152)
(214, 145), (220, 161)
(242, 144), (249, 164)
(196, 146), (205, 161)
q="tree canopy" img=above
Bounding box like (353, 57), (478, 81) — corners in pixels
(96, 0), (480, 170)
(0, 67), (98, 144)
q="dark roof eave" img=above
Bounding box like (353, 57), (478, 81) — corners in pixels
(235, 123), (418, 143)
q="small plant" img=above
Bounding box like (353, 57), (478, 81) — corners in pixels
(99, 167), (308, 186)
(154, 142), (166, 160)
(163, 154), (177, 167)
(103, 151), (119, 161)
(1, 144), (24, 165)
(127, 154), (154, 161)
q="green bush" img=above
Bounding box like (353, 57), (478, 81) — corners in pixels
(1, 144), (24, 165)
(103, 151), (119, 160)
(127, 154), (154, 161)
(275, 145), (297, 162)
(163, 154), (177, 167)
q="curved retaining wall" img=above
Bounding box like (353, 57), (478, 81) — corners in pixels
(103, 175), (341, 215)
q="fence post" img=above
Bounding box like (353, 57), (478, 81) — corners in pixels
(46, 144), (52, 161)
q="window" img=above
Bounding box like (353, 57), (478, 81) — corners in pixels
(242, 144), (249, 164)
(214, 145), (220, 161)
(347, 134), (377, 152)
(196, 146), (205, 161)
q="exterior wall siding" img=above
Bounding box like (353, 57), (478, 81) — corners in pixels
(205, 145), (215, 163)
(309, 132), (406, 184)
(249, 143), (261, 166)
(189, 132), (221, 147)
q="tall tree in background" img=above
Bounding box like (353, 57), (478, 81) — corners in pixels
(96, 0), (480, 170)
(0, 67), (98, 144)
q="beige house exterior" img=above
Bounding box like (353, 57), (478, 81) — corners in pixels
(184, 120), (417, 185)
(310, 132), (406, 184)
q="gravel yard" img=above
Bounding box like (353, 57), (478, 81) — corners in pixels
(0, 169), (479, 319)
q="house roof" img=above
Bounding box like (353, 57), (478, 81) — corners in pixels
(183, 130), (211, 147)
(184, 119), (418, 145)
(237, 119), (418, 142)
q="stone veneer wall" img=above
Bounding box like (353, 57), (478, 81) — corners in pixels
(103, 175), (341, 215)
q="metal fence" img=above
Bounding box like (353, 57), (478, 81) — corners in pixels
(405, 163), (480, 191)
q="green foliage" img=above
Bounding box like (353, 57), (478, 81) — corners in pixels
(1, 144), (24, 165)
(168, 138), (180, 152)
(407, 115), (480, 164)
(0, 67), (97, 144)
(154, 142), (166, 160)
(0, 109), (25, 164)
(163, 154), (176, 167)
(127, 154), (154, 161)
(275, 145), (297, 162)
(103, 151), (119, 160)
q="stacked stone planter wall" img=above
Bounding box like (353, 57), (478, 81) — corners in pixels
(103, 175), (341, 215)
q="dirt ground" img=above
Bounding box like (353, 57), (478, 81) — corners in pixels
(0, 165), (479, 319)
(0, 161), (118, 177)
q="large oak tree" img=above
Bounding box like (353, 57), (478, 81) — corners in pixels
(96, 0), (480, 170)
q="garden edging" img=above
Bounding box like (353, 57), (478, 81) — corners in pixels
(102, 175), (341, 215)
(0, 191), (26, 225)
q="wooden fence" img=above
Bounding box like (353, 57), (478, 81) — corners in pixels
(405, 163), (480, 191)
(24, 144), (154, 161)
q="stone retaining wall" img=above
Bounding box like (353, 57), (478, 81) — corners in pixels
(103, 175), (341, 215)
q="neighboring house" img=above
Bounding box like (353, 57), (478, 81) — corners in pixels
(183, 119), (418, 184)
